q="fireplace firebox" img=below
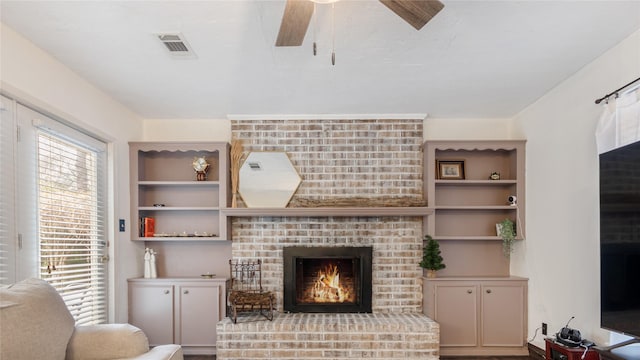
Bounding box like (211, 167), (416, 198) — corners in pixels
(283, 246), (372, 313)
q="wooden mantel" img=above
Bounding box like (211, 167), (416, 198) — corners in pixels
(222, 207), (433, 217)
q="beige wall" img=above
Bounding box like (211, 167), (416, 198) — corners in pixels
(424, 117), (513, 140)
(0, 22), (143, 323)
(142, 118), (230, 142)
(512, 29), (640, 348)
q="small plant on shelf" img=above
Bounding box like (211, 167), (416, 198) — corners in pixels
(420, 235), (446, 278)
(498, 218), (516, 258)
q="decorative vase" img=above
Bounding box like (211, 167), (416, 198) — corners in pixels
(150, 250), (157, 279)
(144, 248), (151, 278)
(426, 269), (437, 278)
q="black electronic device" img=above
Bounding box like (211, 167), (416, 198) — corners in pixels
(556, 317), (582, 347)
(557, 328), (582, 347)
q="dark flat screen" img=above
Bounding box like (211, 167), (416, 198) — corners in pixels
(599, 140), (640, 339)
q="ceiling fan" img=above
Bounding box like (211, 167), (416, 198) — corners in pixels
(275, 0), (445, 47)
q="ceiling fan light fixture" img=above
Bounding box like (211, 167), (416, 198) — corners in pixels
(276, 0), (443, 47)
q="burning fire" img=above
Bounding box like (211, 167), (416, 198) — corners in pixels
(312, 263), (351, 302)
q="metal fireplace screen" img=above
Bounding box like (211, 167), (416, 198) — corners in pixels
(283, 246), (372, 313)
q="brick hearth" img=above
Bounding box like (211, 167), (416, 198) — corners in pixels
(217, 313), (439, 360)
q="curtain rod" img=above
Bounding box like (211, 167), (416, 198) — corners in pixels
(595, 77), (640, 104)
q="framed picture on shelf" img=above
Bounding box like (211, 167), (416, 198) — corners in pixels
(437, 160), (465, 180)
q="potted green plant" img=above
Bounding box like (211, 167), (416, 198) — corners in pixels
(420, 235), (446, 278)
(498, 218), (516, 257)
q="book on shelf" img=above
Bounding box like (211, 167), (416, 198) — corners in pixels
(140, 217), (155, 237)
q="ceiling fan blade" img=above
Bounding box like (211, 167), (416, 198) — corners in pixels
(276, 0), (315, 47)
(379, 0), (444, 30)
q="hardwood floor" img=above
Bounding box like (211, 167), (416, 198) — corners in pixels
(186, 356), (533, 360)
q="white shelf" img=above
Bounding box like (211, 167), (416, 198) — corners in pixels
(133, 236), (229, 242)
(435, 206), (518, 210)
(138, 181), (219, 186)
(433, 235), (512, 241)
(424, 140), (526, 278)
(139, 207), (220, 211)
(130, 141), (230, 242)
(435, 180), (517, 185)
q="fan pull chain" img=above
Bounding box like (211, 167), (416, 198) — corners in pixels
(313, 2), (317, 56)
(331, 2), (335, 65)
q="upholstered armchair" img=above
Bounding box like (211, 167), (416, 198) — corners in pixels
(0, 278), (183, 360)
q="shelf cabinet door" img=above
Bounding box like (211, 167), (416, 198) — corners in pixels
(424, 277), (528, 356)
(434, 284), (478, 347)
(129, 283), (174, 346)
(481, 283), (526, 347)
(176, 283), (221, 347)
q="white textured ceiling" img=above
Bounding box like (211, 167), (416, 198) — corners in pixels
(1, 1), (639, 119)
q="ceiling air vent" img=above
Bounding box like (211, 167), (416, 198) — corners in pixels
(248, 162), (262, 171)
(156, 33), (197, 59)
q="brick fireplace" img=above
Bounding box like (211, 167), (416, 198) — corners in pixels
(217, 119), (438, 359)
(231, 216), (424, 313)
(229, 119), (425, 312)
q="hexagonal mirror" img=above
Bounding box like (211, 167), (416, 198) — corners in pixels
(238, 152), (302, 208)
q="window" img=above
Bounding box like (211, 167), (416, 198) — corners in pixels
(37, 127), (107, 325)
(0, 95), (17, 285)
(2, 99), (108, 325)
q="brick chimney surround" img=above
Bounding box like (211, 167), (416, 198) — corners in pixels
(216, 119), (438, 360)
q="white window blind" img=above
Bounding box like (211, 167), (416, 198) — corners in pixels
(0, 95), (17, 285)
(35, 114), (108, 325)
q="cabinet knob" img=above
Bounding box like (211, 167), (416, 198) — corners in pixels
(486, 289), (492, 294)
(467, 289), (472, 294)
(183, 290), (189, 295)
(163, 290), (170, 295)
